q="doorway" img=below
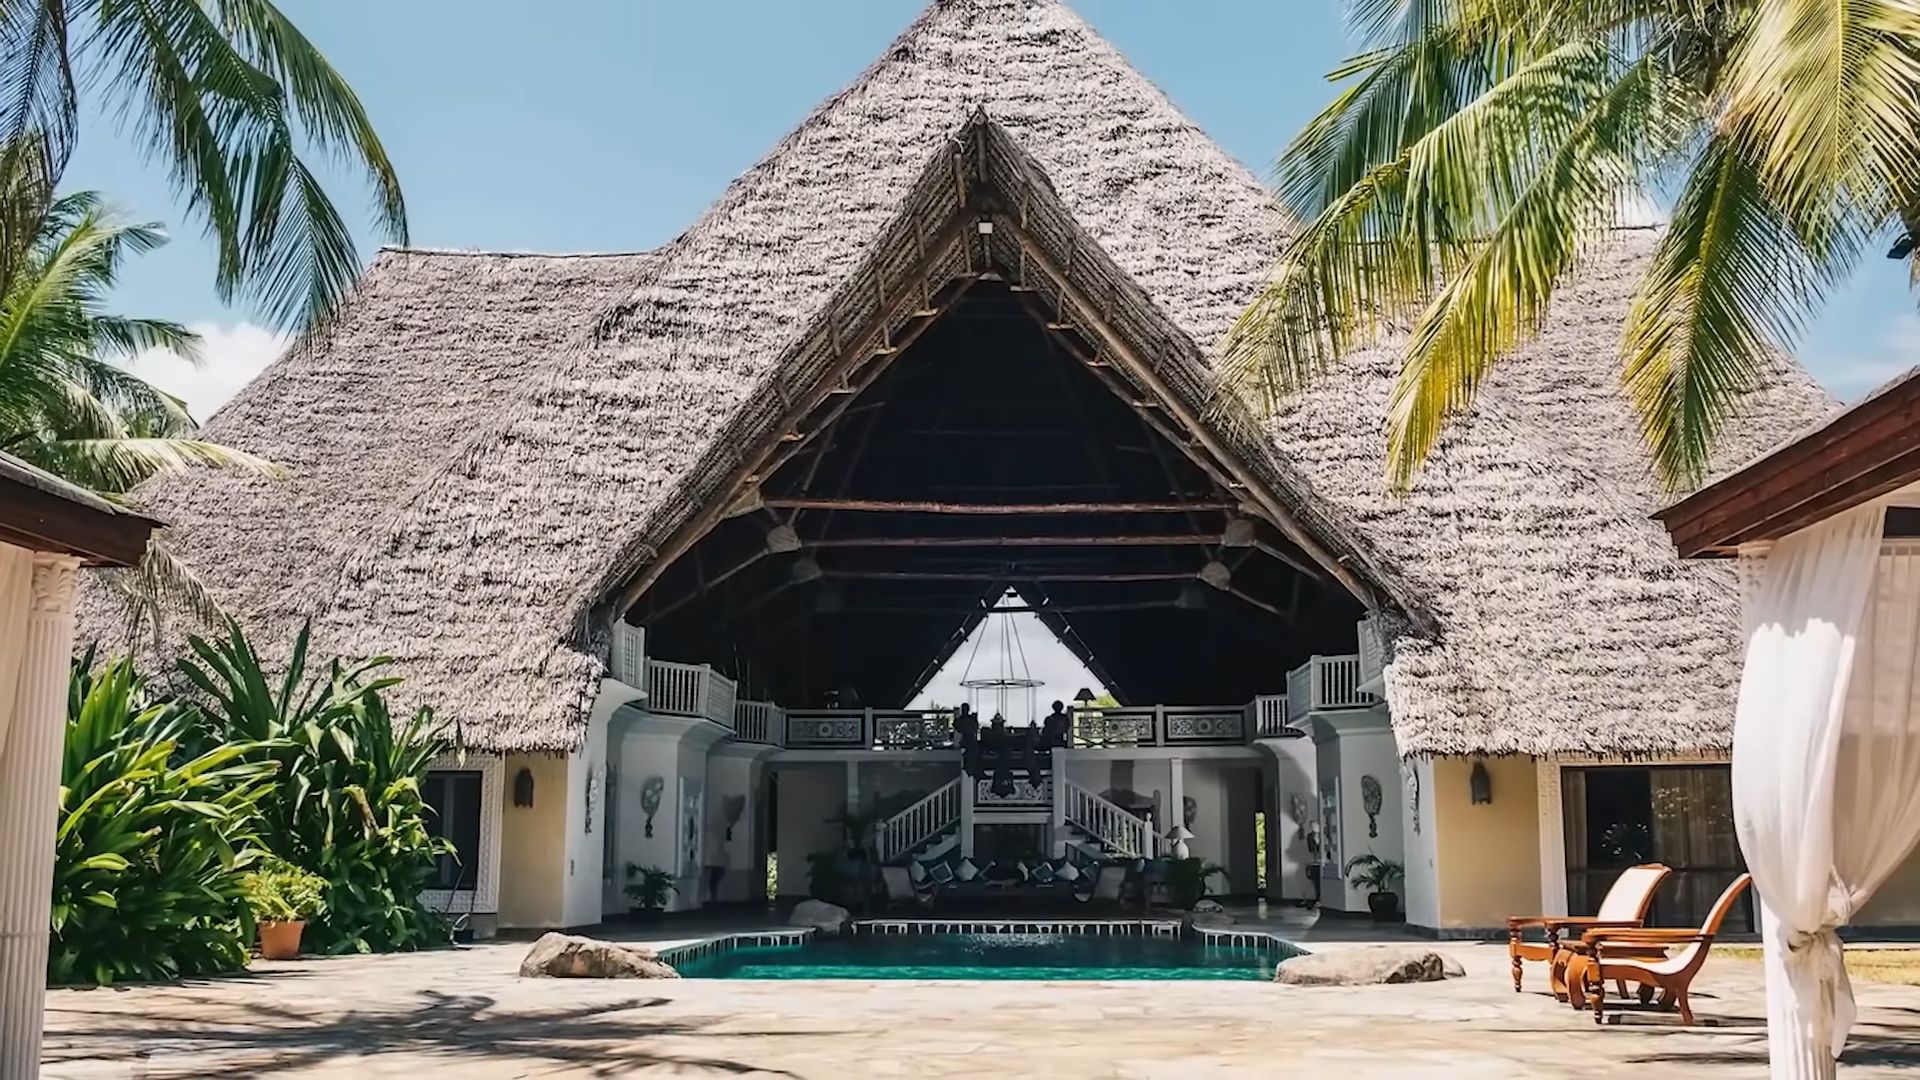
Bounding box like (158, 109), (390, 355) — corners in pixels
(1562, 765), (1751, 930)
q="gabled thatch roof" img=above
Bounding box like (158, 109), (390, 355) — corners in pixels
(81, 0), (1834, 757)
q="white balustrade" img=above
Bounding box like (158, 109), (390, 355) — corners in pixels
(1251, 695), (1288, 736)
(876, 777), (961, 863)
(1061, 778), (1152, 858)
(734, 700), (782, 744)
(1284, 654), (1379, 719)
(644, 658), (739, 730)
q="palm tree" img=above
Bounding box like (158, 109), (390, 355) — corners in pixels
(0, 0), (406, 330)
(1222, 1), (1920, 491)
(2, 186), (281, 640)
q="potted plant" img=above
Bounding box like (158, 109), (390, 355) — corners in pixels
(624, 863), (678, 920)
(1343, 854), (1405, 921)
(1162, 856), (1229, 910)
(241, 857), (328, 960)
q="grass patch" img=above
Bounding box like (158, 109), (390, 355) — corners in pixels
(1720, 947), (1920, 987)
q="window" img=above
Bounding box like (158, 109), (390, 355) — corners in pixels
(1562, 765), (1750, 930)
(423, 771), (483, 890)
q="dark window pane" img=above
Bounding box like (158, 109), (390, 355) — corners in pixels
(424, 771), (483, 890)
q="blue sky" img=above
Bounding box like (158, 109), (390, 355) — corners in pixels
(65, 0), (1920, 706)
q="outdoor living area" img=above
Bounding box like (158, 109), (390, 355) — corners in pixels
(39, 912), (1920, 1078)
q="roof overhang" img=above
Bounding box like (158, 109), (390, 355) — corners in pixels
(0, 453), (159, 566)
(1656, 366), (1920, 558)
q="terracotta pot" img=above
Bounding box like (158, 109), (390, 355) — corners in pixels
(258, 919), (306, 960)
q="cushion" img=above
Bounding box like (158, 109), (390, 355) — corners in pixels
(1031, 861), (1057, 885)
(907, 860), (929, 886)
(926, 860), (955, 886)
(955, 857), (980, 883)
(1054, 859), (1081, 883)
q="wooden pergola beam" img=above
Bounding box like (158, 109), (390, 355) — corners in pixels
(805, 533), (1220, 549)
(762, 497), (1232, 515)
(826, 599), (1181, 616)
(822, 568), (1194, 583)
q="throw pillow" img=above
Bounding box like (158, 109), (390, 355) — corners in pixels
(908, 860), (929, 886)
(1054, 858), (1081, 883)
(1031, 861), (1057, 885)
(955, 857), (980, 883)
(927, 860), (955, 886)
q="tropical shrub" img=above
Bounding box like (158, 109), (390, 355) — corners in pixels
(50, 654), (276, 985)
(623, 864), (678, 910)
(1344, 854), (1405, 896)
(178, 620), (455, 954)
(241, 857), (329, 924)
(1162, 857), (1230, 909)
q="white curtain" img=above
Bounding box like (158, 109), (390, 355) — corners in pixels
(1735, 501), (1920, 1078)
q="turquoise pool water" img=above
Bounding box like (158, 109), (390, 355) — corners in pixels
(673, 932), (1296, 980)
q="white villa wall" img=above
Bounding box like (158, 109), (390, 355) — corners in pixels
(1313, 707), (1402, 913)
(704, 746), (771, 903)
(774, 764), (846, 897)
(1176, 761), (1259, 893)
(1400, 755), (1439, 930)
(1259, 736), (1316, 902)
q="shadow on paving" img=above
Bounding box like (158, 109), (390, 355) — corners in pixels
(45, 989), (806, 1078)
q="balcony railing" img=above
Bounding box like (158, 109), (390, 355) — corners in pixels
(644, 659), (737, 731)
(1068, 705), (1246, 748)
(734, 700), (783, 745)
(782, 708), (958, 750)
(1286, 654), (1379, 722)
(1250, 694), (1288, 737)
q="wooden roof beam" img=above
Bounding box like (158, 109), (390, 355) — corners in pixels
(761, 497), (1232, 515)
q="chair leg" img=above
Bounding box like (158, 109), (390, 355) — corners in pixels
(1565, 957), (1588, 1008)
(1589, 969), (1607, 1025)
(1615, 978), (1629, 998)
(1508, 931), (1524, 992)
(1637, 984), (1655, 1005)
(1674, 987), (1694, 1026)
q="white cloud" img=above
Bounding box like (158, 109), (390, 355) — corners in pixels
(126, 321), (288, 424)
(1802, 312), (1920, 402)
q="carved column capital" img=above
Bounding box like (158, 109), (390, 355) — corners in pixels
(28, 554), (79, 616)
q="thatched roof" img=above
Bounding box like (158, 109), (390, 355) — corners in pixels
(80, 0), (1833, 756)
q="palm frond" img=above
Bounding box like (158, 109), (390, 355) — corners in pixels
(1384, 51), (1682, 486)
(16, 436), (285, 495)
(1622, 136), (1835, 490)
(116, 536), (229, 652)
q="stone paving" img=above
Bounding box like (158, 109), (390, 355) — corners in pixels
(38, 915), (1920, 1078)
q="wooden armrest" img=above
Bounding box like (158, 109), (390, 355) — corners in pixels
(1582, 928), (1711, 945)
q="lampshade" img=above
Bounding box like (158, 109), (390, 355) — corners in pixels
(1164, 824), (1195, 842)
(1073, 687), (1097, 703)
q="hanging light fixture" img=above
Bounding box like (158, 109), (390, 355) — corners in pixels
(957, 589), (1045, 724)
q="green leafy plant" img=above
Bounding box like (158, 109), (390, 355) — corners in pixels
(1163, 856), (1229, 910)
(178, 619), (455, 954)
(241, 857), (329, 924)
(1344, 854), (1405, 895)
(623, 864), (678, 910)
(50, 653), (276, 986)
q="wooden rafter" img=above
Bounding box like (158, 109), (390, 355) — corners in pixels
(997, 215), (1381, 609)
(761, 497), (1232, 515)
(804, 533), (1221, 549)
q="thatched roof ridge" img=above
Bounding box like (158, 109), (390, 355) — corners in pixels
(80, 0), (1836, 757)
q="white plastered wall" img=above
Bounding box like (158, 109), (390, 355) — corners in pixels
(1312, 706), (1403, 913)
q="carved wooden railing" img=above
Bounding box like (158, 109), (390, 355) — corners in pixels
(645, 659), (737, 731)
(734, 700), (782, 744)
(1286, 654), (1377, 720)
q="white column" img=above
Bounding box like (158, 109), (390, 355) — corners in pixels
(1169, 757), (1186, 857)
(1049, 747), (1068, 858)
(0, 554), (78, 1079)
(1535, 759), (1568, 915)
(845, 760), (860, 814)
(958, 774), (975, 859)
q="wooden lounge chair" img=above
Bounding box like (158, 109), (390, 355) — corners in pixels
(1506, 863), (1671, 996)
(880, 865), (933, 911)
(1564, 873), (1752, 1026)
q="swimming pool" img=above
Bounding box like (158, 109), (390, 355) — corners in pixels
(667, 924), (1299, 981)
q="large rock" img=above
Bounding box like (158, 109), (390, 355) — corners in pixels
(518, 933), (679, 979)
(1273, 946), (1458, 986)
(790, 898), (851, 934)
